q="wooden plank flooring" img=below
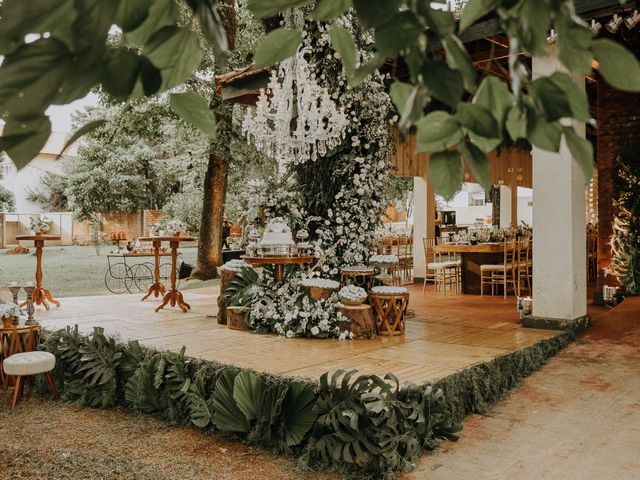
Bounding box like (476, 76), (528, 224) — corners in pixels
(36, 284), (559, 385)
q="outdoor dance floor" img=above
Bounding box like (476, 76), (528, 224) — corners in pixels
(36, 284), (560, 385)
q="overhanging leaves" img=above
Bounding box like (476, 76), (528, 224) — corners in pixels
(59, 119), (107, 157)
(353, 0), (400, 28)
(0, 115), (51, 169)
(443, 35), (476, 92)
(170, 92), (217, 139)
(144, 26), (203, 91)
(116, 0), (153, 32)
(308, 0), (352, 21)
(253, 28), (302, 69)
(459, 140), (491, 189)
(247, 0), (308, 19)
(459, 0), (495, 33)
(563, 126), (594, 180)
(429, 150), (463, 200)
(592, 38), (640, 93)
(415, 111), (463, 153)
(456, 103), (499, 139)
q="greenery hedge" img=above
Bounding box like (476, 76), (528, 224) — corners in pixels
(37, 326), (461, 479)
(35, 326), (574, 478)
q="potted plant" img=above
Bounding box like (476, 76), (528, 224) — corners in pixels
(0, 302), (21, 328)
(338, 285), (368, 305)
(166, 219), (186, 237)
(29, 216), (52, 235)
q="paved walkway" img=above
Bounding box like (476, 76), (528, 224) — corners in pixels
(35, 284), (558, 385)
(408, 298), (640, 480)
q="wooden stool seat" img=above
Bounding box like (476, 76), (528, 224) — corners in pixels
(369, 290), (409, 336)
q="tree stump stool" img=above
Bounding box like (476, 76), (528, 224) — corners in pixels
(337, 304), (377, 339)
(369, 292), (410, 336)
(217, 268), (238, 325)
(303, 286), (338, 302)
(226, 306), (251, 331)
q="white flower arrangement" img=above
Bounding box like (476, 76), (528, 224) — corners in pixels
(299, 278), (340, 289)
(221, 259), (251, 272)
(369, 254), (399, 265)
(0, 302), (21, 319)
(338, 285), (368, 303)
(371, 286), (408, 295)
(29, 216), (52, 234)
(149, 223), (164, 236)
(166, 219), (186, 236)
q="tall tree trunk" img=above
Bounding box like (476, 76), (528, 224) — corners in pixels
(192, 149), (229, 279)
(191, 0), (236, 280)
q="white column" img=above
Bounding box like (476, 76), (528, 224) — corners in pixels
(530, 54), (587, 322)
(412, 175), (435, 280)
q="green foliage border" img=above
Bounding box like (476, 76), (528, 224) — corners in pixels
(35, 325), (574, 477)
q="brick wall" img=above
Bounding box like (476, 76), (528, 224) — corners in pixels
(143, 209), (165, 236)
(596, 80), (640, 287)
(73, 211), (144, 245)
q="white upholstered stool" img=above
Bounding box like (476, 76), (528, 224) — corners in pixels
(3, 351), (58, 409)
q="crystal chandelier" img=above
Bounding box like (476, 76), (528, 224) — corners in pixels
(242, 45), (349, 167)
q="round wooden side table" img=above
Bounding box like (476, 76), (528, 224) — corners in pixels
(15, 234), (61, 310)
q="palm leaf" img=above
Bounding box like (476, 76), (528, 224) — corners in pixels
(282, 382), (317, 447)
(233, 371), (265, 422)
(211, 369), (250, 432)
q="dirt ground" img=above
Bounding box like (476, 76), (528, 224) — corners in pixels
(408, 301), (640, 480)
(0, 397), (335, 480)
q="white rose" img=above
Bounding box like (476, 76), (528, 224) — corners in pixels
(310, 326), (320, 336)
(286, 330), (294, 338)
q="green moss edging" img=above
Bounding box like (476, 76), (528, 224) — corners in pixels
(433, 331), (575, 423)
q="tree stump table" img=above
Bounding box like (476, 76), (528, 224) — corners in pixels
(227, 306), (251, 331)
(337, 304), (377, 339)
(369, 292), (410, 336)
(217, 267), (238, 325)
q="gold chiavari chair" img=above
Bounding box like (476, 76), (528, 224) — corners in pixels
(516, 237), (531, 295)
(481, 240), (518, 299)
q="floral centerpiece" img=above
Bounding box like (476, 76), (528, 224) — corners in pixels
(149, 223), (164, 236)
(0, 302), (21, 327)
(300, 278), (340, 289)
(166, 219), (186, 237)
(338, 285), (368, 305)
(29, 216), (52, 235)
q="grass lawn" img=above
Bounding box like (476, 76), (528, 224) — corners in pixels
(0, 245), (218, 298)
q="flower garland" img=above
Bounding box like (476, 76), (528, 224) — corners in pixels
(295, 14), (395, 275)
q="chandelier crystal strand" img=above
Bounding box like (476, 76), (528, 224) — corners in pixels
(242, 44), (348, 167)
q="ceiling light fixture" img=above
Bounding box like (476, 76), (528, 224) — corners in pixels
(591, 19), (602, 35)
(625, 9), (640, 29)
(606, 14), (623, 33)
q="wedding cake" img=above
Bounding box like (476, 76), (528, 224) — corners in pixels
(259, 217), (294, 252)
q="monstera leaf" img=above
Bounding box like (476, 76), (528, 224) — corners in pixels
(282, 382), (317, 447)
(224, 267), (259, 307)
(211, 369), (250, 432)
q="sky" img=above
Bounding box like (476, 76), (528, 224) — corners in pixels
(46, 93), (100, 133)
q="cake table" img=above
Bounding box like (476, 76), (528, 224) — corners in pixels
(241, 256), (314, 283)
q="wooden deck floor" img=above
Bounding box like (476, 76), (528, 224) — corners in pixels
(36, 284), (559, 385)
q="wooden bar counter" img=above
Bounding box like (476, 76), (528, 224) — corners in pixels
(433, 243), (504, 294)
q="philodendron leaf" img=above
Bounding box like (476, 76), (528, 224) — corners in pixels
(592, 38), (640, 92)
(170, 92), (216, 139)
(429, 150), (464, 200)
(459, 140), (491, 189)
(329, 26), (357, 83)
(563, 126), (594, 180)
(253, 28), (302, 69)
(506, 106), (526, 141)
(59, 119), (107, 157)
(0, 115), (51, 169)
(423, 60), (464, 108)
(282, 382), (317, 447)
(308, 0), (352, 21)
(247, 0), (308, 19)
(527, 115), (562, 152)
(115, 0), (153, 32)
(456, 103), (499, 139)
(415, 111), (463, 153)
(144, 26), (203, 91)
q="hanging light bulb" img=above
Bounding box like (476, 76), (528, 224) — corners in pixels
(624, 9), (640, 29)
(591, 19), (603, 35)
(546, 28), (557, 44)
(606, 14), (623, 33)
